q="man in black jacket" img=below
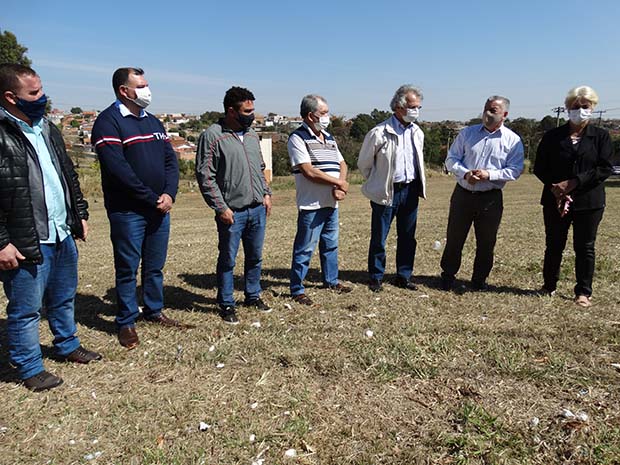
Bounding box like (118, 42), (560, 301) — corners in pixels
(0, 63), (101, 392)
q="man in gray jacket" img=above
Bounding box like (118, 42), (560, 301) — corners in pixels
(196, 86), (272, 324)
(357, 85), (427, 293)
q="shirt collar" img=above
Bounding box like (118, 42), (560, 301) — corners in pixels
(115, 99), (147, 118)
(302, 121), (328, 139)
(0, 105), (43, 132)
(391, 114), (413, 132)
(480, 123), (504, 136)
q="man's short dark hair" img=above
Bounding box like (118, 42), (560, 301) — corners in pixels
(0, 63), (38, 94)
(112, 67), (144, 97)
(223, 86), (255, 112)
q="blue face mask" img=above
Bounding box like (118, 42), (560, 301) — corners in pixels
(15, 94), (48, 122)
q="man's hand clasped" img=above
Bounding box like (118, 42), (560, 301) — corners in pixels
(156, 193), (174, 214)
(465, 169), (490, 184)
(332, 179), (349, 200)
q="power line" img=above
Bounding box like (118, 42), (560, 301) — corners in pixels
(593, 109), (607, 125)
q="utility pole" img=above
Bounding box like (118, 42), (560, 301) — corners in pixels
(551, 107), (565, 127)
(593, 109), (606, 126)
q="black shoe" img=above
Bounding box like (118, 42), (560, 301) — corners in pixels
(393, 276), (418, 291)
(219, 306), (239, 325)
(65, 345), (102, 364)
(23, 370), (63, 392)
(368, 279), (383, 293)
(470, 280), (488, 291)
(537, 286), (556, 297)
(440, 275), (455, 291)
(244, 298), (272, 313)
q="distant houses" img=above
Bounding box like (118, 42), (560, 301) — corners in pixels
(55, 109), (287, 181)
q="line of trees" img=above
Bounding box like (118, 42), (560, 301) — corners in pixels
(270, 112), (595, 177)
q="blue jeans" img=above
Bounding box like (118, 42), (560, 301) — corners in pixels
(108, 211), (170, 328)
(1, 237), (81, 379)
(368, 182), (420, 281)
(216, 205), (266, 307)
(290, 207), (339, 296)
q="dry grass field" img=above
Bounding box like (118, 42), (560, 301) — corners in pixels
(1, 173), (620, 464)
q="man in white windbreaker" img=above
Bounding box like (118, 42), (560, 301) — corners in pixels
(357, 84), (427, 293)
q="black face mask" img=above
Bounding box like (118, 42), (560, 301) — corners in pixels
(16, 94), (48, 122)
(236, 112), (255, 130)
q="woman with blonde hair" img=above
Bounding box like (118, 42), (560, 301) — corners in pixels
(534, 86), (613, 306)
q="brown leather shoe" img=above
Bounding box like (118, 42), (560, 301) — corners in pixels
(325, 282), (353, 294)
(144, 312), (195, 329)
(23, 370), (63, 392)
(118, 326), (139, 349)
(65, 345), (102, 363)
(293, 294), (315, 306)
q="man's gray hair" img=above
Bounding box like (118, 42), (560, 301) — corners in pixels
(487, 95), (510, 111)
(300, 94), (327, 118)
(390, 85), (423, 111)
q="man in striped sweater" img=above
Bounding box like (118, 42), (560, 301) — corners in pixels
(92, 67), (191, 350)
(287, 94), (351, 306)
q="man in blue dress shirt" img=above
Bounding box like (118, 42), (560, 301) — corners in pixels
(441, 96), (524, 291)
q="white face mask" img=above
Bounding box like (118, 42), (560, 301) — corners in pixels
(568, 108), (592, 125)
(402, 107), (419, 123)
(313, 114), (330, 132)
(483, 110), (504, 129)
(131, 86), (152, 108)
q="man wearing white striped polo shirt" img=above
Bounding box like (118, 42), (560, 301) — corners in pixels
(287, 95), (352, 306)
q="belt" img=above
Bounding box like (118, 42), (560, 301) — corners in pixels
(456, 184), (499, 195)
(232, 202), (263, 212)
(393, 181), (415, 189)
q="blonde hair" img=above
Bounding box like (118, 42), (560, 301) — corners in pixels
(565, 85), (599, 108)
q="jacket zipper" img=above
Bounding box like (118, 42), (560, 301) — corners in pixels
(238, 136), (257, 204)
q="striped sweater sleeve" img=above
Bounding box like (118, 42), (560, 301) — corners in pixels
(91, 113), (159, 207)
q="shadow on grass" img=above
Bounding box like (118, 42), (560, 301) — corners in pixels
(604, 178), (620, 188)
(181, 269), (292, 291)
(182, 268), (372, 294)
(74, 285), (217, 335)
(411, 274), (539, 296)
(180, 267), (540, 298)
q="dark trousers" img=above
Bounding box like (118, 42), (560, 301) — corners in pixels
(440, 184), (503, 283)
(542, 205), (603, 297)
(368, 182), (420, 281)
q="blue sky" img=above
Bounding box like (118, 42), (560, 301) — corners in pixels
(3, 0), (619, 121)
